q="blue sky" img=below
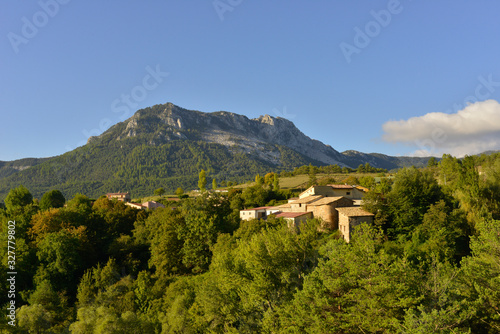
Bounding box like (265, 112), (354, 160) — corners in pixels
(2, 1), (500, 161)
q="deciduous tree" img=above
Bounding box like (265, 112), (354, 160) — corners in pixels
(154, 187), (165, 198)
(175, 187), (184, 197)
(4, 185), (33, 212)
(39, 189), (65, 211)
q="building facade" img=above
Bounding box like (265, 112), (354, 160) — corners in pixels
(336, 207), (375, 243)
(299, 185), (367, 201)
(106, 192), (131, 202)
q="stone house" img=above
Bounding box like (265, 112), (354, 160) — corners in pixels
(238, 191), (361, 231)
(266, 207), (281, 216)
(240, 206), (276, 221)
(125, 202), (143, 209)
(106, 192), (131, 202)
(275, 211), (313, 229)
(142, 201), (165, 209)
(336, 207), (375, 243)
(299, 185), (367, 201)
(272, 195), (353, 230)
(125, 200), (166, 210)
(289, 195), (323, 212)
(306, 196), (354, 230)
(299, 186), (337, 199)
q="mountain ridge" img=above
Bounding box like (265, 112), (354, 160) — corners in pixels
(0, 102), (437, 199)
(88, 103), (348, 167)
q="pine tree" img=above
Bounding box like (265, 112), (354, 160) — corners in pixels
(273, 174), (280, 191)
(308, 164), (317, 187)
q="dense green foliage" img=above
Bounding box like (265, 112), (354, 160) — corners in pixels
(1, 153), (500, 332)
(39, 190), (65, 211)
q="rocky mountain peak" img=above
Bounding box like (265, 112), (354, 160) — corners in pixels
(96, 102), (347, 166)
(256, 114), (275, 126)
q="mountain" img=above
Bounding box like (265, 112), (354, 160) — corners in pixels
(0, 158), (49, 179)
(0, 103), (434, 200)
(341, 150), (432, 170)
(97, 103), (351, 165)
(476, 150), (500, 156)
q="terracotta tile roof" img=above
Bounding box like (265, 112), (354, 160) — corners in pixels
(290, 195), (324, 204)
(275, 212), (312, 218)
(355, 186), (370, 192)
(336, 207), (374, 217)
(307, 196), (350, 206)
(277, 203), (292, 209)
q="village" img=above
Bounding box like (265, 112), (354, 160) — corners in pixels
(239, 184), (373, 242)
(106, 183), (374, 243)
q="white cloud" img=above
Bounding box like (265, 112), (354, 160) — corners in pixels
(381, 99), (500, 157)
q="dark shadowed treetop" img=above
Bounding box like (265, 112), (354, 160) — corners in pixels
(39, 189), (66, 211)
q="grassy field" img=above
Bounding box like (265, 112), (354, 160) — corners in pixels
(227, 172), (390, 191)
(132, 194), (181, 203)
(231, 174), (319, 190)
(132, 172), (393, 200)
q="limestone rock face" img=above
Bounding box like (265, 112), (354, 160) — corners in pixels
(100, 102), (347, 166)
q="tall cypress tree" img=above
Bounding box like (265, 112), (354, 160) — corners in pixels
(198, 170), (207, 192)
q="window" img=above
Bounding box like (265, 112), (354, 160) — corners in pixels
(346, 192), (350, 195)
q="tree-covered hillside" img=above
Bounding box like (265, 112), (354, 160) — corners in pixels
(0, 158), (48, 179)
(1, 153), (500, 332)
(0, 138), (322, 201)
